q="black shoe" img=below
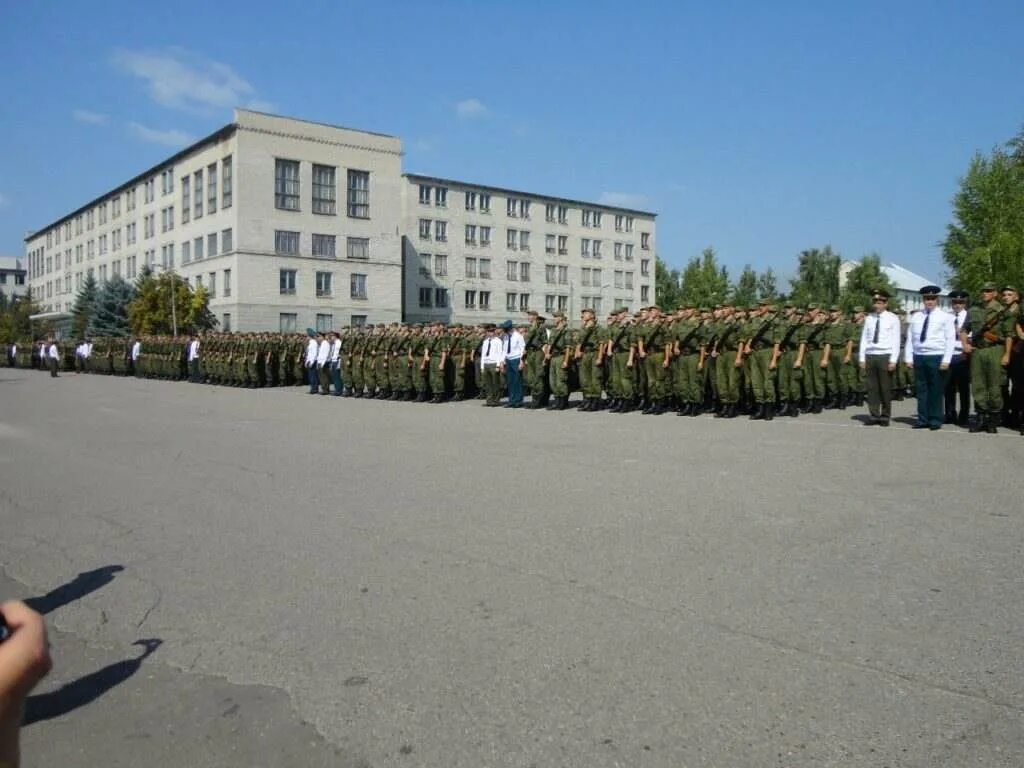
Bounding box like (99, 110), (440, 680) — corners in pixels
(913, 422), (928, 429)
(690, 404), (702, 416)
(776, 402), (789, 417)
(878, 418), (890, 427)
(986, 413), (998, 434)
(970, 414), (986, 433)
(749, 404), (764, 420)
(810, 399), (823, 414)
(763, 404), (774, 421)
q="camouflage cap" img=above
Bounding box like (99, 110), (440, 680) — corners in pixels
(552, 311), (566, 319)
(982, 282), (999, 291)
(1002, 284), (1018, 293)
(852, 305), (865, 313)
(806, 303), (819, 311)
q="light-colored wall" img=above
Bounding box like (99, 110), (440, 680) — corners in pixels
(401, 176), (656, 325)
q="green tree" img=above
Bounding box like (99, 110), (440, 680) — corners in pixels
(731, 265), (758, 306)
(654, 256), (682, 309)
(941, 129), (1024, 295)
(679, 247), (730, 307)
(0, 289), (47, 342)
(71, 273), (98, 338)
(756, 267), (778, 300)
(128, 269), (217, 335)
(789, 245), (841, 306)
(88, 275), (136, 337)
(839, 253), (898, 312)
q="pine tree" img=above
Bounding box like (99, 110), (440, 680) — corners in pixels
(87, 275), (136, 337)
(71, 273), (98, 339)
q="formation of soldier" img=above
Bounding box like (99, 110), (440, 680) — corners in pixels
(4, 287), (1022, 434)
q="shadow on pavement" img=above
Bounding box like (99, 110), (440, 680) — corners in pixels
(23, 639), (163, 725)
(24, 565), (125, 616)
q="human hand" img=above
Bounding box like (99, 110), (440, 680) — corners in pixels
(939, 363), (949, 371)
(0, 601), (52, 764)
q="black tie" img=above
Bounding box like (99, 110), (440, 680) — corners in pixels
(486, 339), (492, 356)
(919, 311), (930, 343)
(505, 335), (510, 354)
(872, 316), (880, 344)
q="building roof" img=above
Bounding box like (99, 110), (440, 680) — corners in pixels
(880, 262), (948, 293)
(0, 256), (26, 271)
(404, 173), (657, 217)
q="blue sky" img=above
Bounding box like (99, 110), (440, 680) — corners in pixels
(2, 1), (1022, 285)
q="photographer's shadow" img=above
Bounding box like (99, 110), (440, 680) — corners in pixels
(25, 565), (125, 616)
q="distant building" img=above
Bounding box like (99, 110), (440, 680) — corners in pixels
(0, 256), (28, 299)
(839, 260), (950, 311)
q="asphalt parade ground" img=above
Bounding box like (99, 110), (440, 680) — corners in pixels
(1, 368), (1022, 767)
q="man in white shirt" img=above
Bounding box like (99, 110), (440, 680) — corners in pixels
(498, 320), (526, 408)
(479, 324), (504, 406)
(75, 341), (86, 373)
(858, 289), (901, 426)
(83, 338), (93, 373)
(904, 285), (955, 430)
(944, 290), (971, 425)
(130, 338), (141, 377)
(328, 331), (344, 396)
(315, 331), (331, 395)
(46, 339), (60, 378)
(304, 328), (320, 394)
(187, 334), (201, 383)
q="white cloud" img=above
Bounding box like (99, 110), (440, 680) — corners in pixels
(113, 47), (268, 114)
(455, 98), (488, 119)
(128, 122), (194, 147)
(73, 109), (109, 125)
(598, 192), (650, 209)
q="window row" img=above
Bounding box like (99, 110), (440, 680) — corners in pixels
(279, 313), (370, 334)
(278, 269), (368, 300)
(275, 160), (370, 218)
(181, 156), (232, 223)
(273, 231), (371, 260)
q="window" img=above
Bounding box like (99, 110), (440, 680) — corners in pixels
(194, 236), (204, 260)
(419, 219), (431, 239)
(507, 198), (518, 217)
(87, 240), (95, 259)
(582, 267), (592, 287)
(464, 290), (476, 308)
(545, 234), (556, 254)
(480, 226), (491, 247)
(279, 313), (297, 333)
(207, 164), (217, 213)
(545, 294), (555, 312)
(434, 254), (448, 276)
(558, 235), (568, 255)
(640, 285), (650, 302)
(545, 264), (556, 284)
(161, 206), (174, 232)
(112, 230), (121, 251)
(160, 244), (173, 269)
(419, 185), (432, 204)
(75, 215), (83, 235)
(275, 230), (300, 255)
(593, 212), (602, 228)
(614, 270), (623, 289)
(182, 241), (191, 264)
(207, 232), (218, 257)
(126, 189), (136, 212)
(75, 245), (83, 263)
(519, 294), (529, 311)
(465, 191), (477, 210)
(435, 221), (447, 242)
(346, 237), (369, 260)
(419, 287), (433, 307)
(479, 193), (491, 213)
(592, 268), (602, 285)
(520, 263), (530, 282)
(593, 240), (602, 259)
(479, 258), (491, 278)
(280, 269), (297, 294)
(194, 171), (203, 218)
(316, 271), (332, 297)
(626, 216), (634, 232)
(350, 273), (367, 299)
(581, 238), (591, 257)
(615, 215), (623, 232)
(625, 272), (633, 289)
(208, 271), (216, 297)
(112, 198), (121, 218)
(507, 229), (518, 250)
(419, 253), (431, 276)
(558, 295), (568, 311)
(312, 234), (337, 259)
(435, 187), (447, 207)
(87, 210), (94, 230)
(519, 231), (530, 251)
(465, 257), (477, 277)
(347, 169), (369, 218)
(222, 228), (233, 252)
(507, 260), (518, 281)
(614, 242), (623, 261)
(223, 269), (231, 297)
(479, 291), (491, 309)
(182, 176), (191, 224)
(641, 258), (650, 276)
(465, 224), (477, 245)
(98, 203), (107, 225)
(435, 288), (449, 308)
(506, 292), (517, 311)
(558, 265), (568, 285)
(65, 273), (72, 292)
(582, 210), (591, 227)
(144, 213), (155, 239)
(99, 234), (108, 255)
(312, 164), (336, 214)
(161, 168), (174, 195)
(625, 244), (634, 261)
(276, 159), (300, 210)
(350, 315), (367, 327)
(222, 156), (232, 208)
(545, 203), (555, 222)
(641, 232), (650, 250)
(557, 205), (568, 224)
(316, 313), (333, 332)
(222, 313), (231, 332)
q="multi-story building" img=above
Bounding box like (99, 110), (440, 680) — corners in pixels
(24, 110), (657, 331)
(24, 110), (404, 332)
(402, 175), (656, 324)
(0, 256), (28, 299)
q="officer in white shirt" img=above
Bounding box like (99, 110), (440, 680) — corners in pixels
(479, 324), (504, 406)
(304, 328), (320, 394)
(498, 319), (526, 408)
(328, 331), (344, 396)
(904, 285), (955, 430)
(75, 341), (86, 373)
(944, 290), (971, 425)
(187, 334), (201, 383)
(858, 289), (902, 426)
(83, 338), (93, 373)
(315, 331), (331, 395)
(47, 339), (60, 378)
(130, 338), (142, 377)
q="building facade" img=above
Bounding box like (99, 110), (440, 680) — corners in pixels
(0, 256), (28, 299)
(401, 175), (655, 324)
(839, 260), (950, 311)
(25, 110), (656, 331)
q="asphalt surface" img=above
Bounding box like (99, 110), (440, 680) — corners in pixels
(0, 367), (1022, 767)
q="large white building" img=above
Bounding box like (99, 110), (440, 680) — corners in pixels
(24, 110), (656, 331)
(0, 256), (28, 299)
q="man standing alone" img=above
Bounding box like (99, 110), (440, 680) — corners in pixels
(47, 339), (60, 377)
(904, 286), (955, 430)
(187, 334), (201, 383)
(859, 290), (901, 426)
